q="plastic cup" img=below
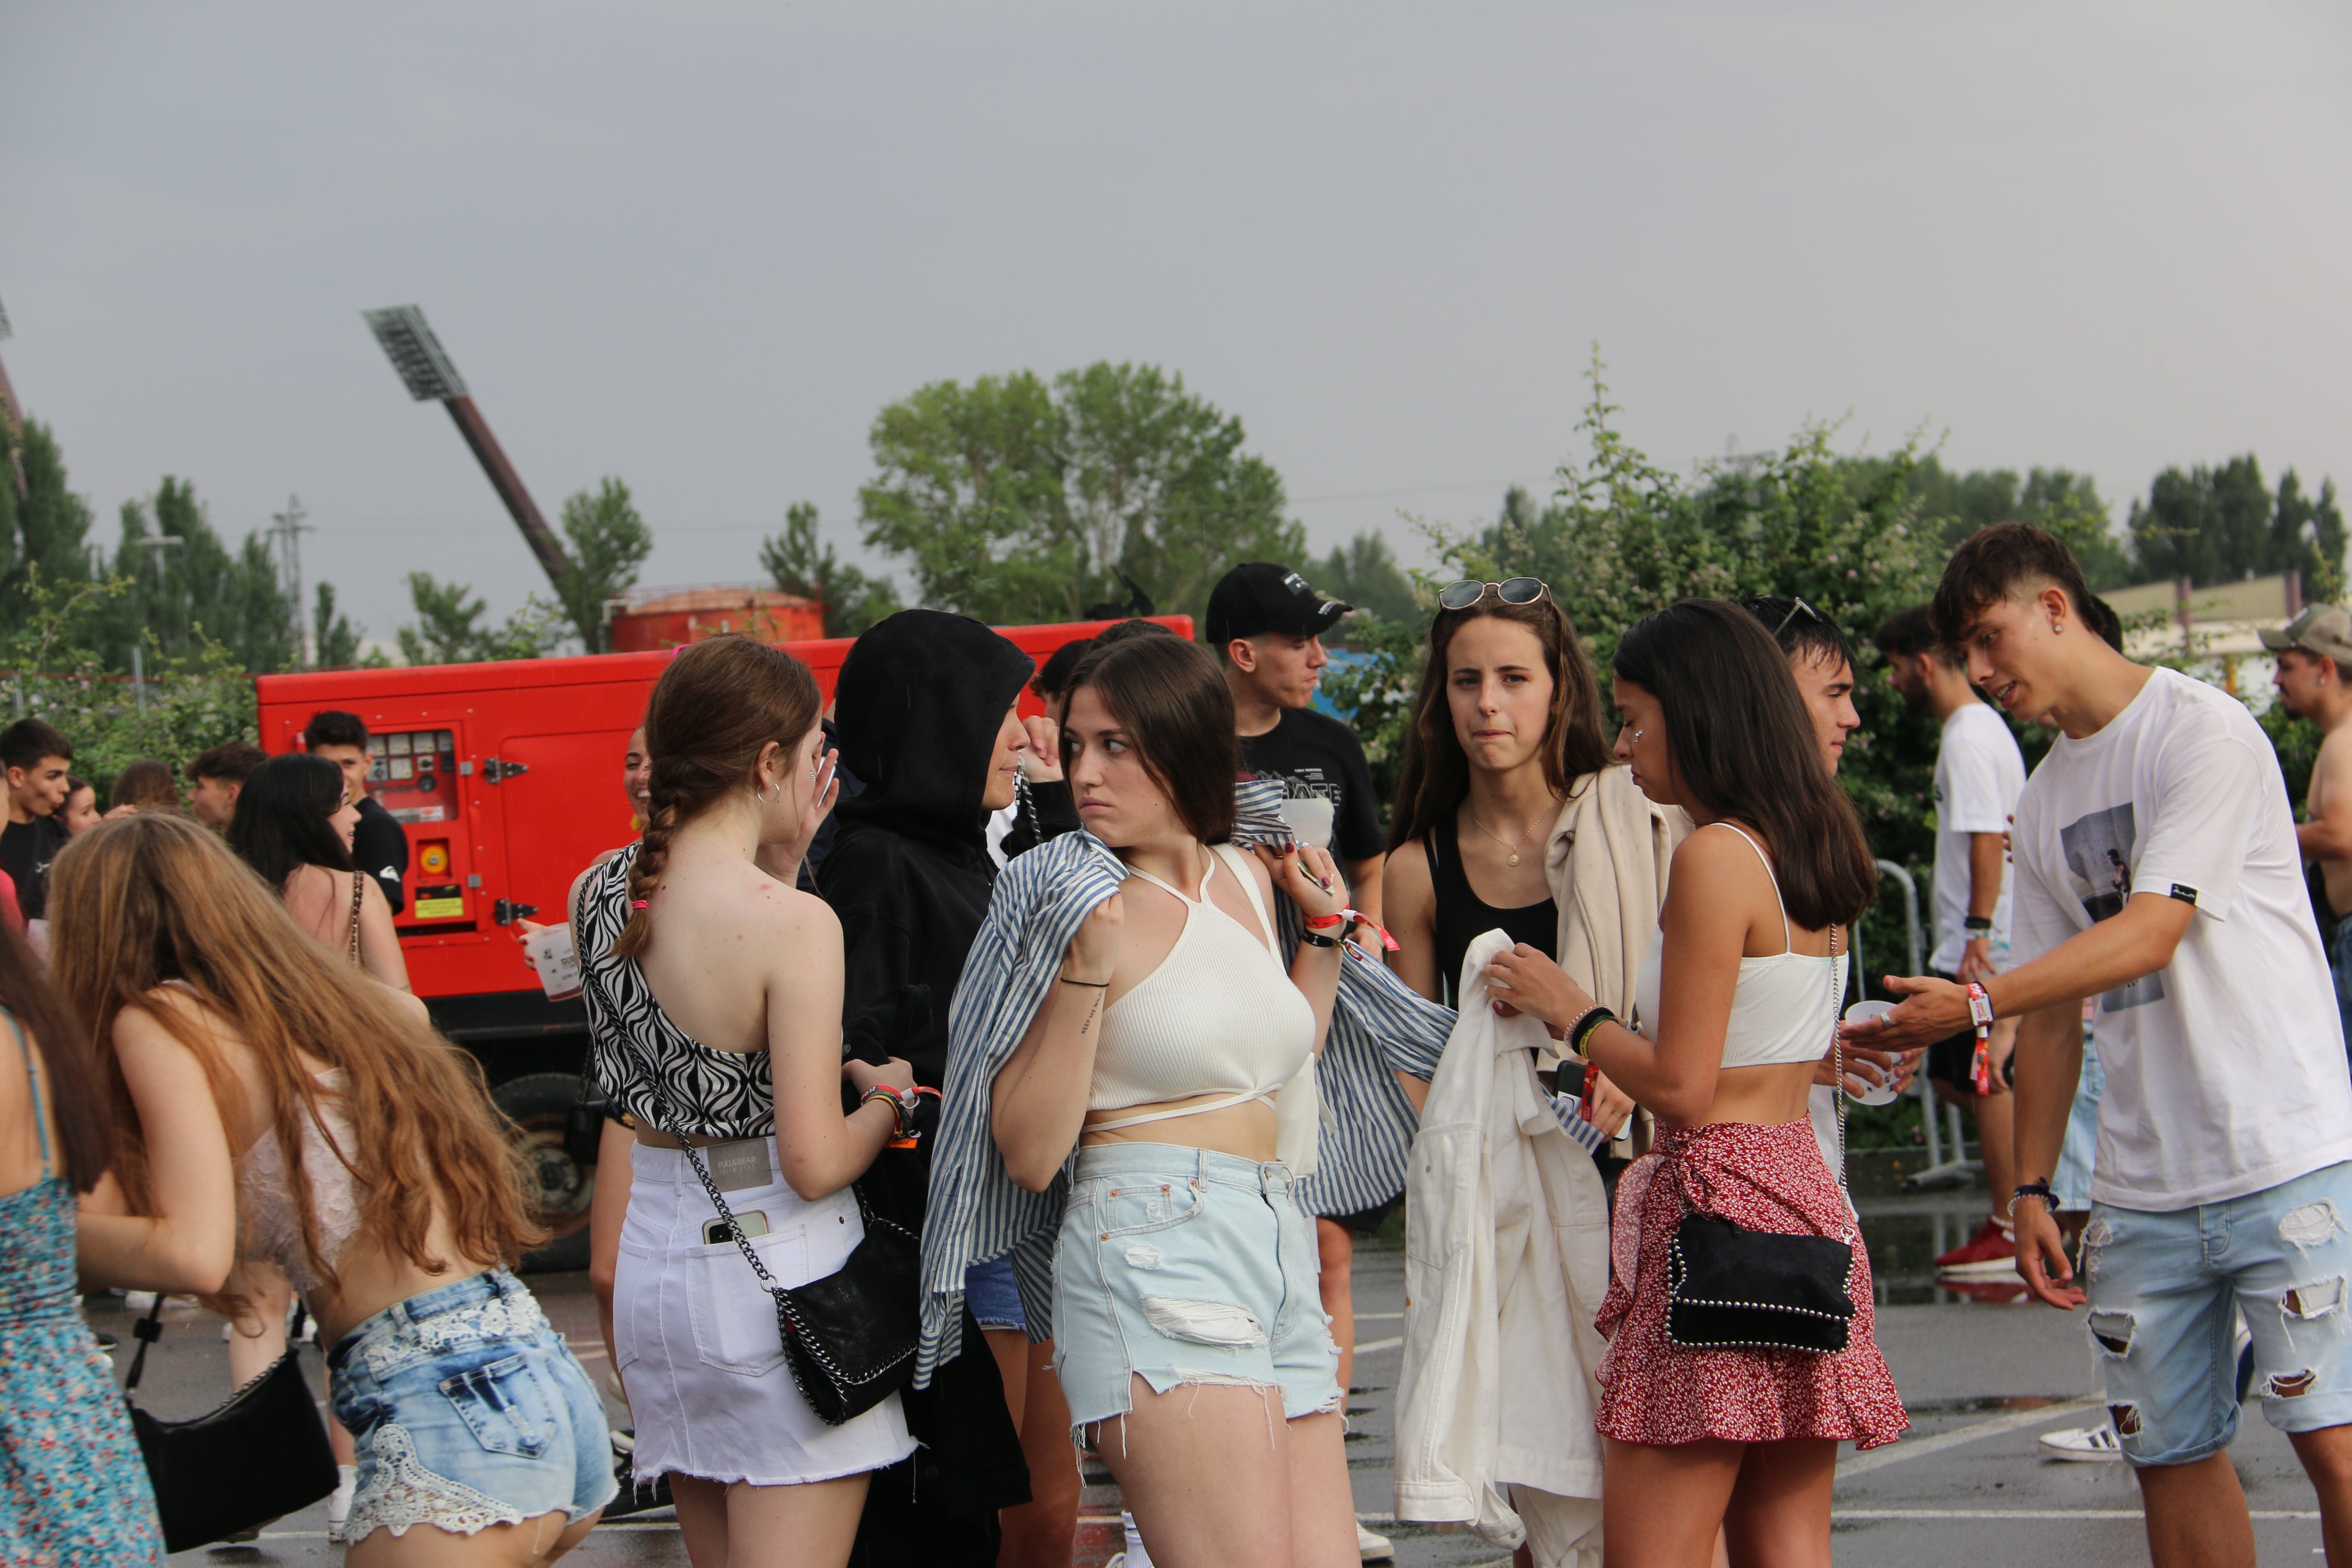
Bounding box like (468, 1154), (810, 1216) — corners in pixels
(524, 923), (583, 1003)
(1839, 1000), (1902, 1106)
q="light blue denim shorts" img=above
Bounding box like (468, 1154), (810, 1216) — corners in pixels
(1051, 1142), (1340, 1440)
(2083, 1160), (2352, 1466)
(329, 1268), (616, 1540)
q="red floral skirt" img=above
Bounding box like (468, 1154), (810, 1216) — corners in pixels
(1595, 1118), (1908, 1450)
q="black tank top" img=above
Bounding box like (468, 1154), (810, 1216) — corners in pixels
(1428, 813), (1559, 1007)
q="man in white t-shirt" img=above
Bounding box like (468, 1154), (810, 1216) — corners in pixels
(1875, 603), (2030, 1278)
(1850, 524), (2352, 1568)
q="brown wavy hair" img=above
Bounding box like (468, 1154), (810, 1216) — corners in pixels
(0, 921), (112, 1192)
(1388, 594), (1612, 851)
(616, 634), (823, 961)
(46, 814), (543, 1293)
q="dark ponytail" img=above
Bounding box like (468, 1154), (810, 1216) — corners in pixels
(615, 636), (822, 959)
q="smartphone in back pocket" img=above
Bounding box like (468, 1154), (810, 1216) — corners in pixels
(704, 1211), (770, 1245)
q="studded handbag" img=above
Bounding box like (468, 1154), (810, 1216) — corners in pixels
(1662, 922), (1858, 1355)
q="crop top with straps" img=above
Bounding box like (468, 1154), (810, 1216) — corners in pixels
(1632, 823), (1844, 1069)
(1087, 842), (1317, 1131)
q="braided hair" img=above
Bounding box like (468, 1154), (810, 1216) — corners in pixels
(612, 635), (822, 960)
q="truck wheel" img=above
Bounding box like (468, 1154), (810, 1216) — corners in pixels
(495, 1072), (596, 1274)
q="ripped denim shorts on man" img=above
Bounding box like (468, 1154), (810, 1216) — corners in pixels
(1051, 1142), (1340, 1441)
(2082, 1159), (2352, 1466)
(329, 1268), (616, 1541)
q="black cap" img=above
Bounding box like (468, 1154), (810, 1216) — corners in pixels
(1206, 563), (1351, 647)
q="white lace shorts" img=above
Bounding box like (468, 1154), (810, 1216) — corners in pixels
(327, 1268), (616, 1541)
(614, 1140), (915, 1487)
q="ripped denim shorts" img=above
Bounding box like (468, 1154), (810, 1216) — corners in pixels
(2083, 1159), (2352, 1466)
(328, 1268), (616, 1542)
(1051, 1142), (1340, 1442)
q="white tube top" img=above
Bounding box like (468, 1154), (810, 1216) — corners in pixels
(1087, 843), (1316, 1130)
(1632, 824), (1844, 1069)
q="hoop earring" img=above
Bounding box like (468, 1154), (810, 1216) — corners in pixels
(756, 778), (782, 805)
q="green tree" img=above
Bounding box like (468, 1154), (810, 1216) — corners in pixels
(553, 478), (653, 653)
(2128, 455), (2275, 588)
(1315, 529), (1419, 625)
(1057, 362), (1300, 628)
(0, 420), (97, 632)
(759, 502), (901, 637)
(95, 477), (294, 673)
(1895, 458), (2132, 590)
(858, 363), (1302, 628)
(312, 582), (363, 668)
(396, 574), (570, 665)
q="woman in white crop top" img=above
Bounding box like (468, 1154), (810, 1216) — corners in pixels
(1482, 602), (1908, 1568)
(988, 634), (1362, 1568)
(52, 812), (618, 1563)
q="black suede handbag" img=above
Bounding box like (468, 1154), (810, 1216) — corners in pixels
(122, 1298), (339, 1553)
(1663, 922), (1858, 1355)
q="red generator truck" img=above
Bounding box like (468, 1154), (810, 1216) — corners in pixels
(252, 615), (1189, 1268)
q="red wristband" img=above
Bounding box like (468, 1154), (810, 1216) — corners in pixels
(1303, 912), (1346, 930)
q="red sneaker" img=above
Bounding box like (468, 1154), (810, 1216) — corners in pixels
(1935, 1218), (2019, 1277)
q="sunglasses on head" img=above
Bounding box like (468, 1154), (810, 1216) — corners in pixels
(1437, 577), (1552, 612)
(1773, 596), (1823, 637)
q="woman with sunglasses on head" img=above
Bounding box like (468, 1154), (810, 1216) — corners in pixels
(1384, 578), (1681, 1136)
(55, 813), (613, 1564)
(1479, 601), (1906, 1567)
(575, 636), (915, 1568)
(976, 632), (1358, 1568)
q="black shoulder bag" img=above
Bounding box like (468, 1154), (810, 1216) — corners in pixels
(1663, 922), (1858, 1355)
(122, 1298), (339, 1553)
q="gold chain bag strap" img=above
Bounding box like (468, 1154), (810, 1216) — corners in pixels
(1662, 921), (1858, 1354)
(346, 870), (365, 967)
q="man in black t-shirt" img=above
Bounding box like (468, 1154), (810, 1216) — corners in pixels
(303, 710), (410, 916)
(0, 718), (75, 922)
(1208, 562), (1387, 919)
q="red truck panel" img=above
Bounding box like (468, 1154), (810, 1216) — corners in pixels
(254, 615), (1190, 1004)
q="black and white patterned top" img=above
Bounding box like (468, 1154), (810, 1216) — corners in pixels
(577, 846), (775, 1138)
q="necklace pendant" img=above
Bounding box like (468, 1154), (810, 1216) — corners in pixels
(1507, 852), (1520, 867)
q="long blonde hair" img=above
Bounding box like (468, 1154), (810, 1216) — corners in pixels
(47, 814), (544, 1292)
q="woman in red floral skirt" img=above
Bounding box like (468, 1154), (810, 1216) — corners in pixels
(1483, 600), (1907, 1568)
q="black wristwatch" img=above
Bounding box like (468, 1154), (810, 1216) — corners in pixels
(1298, 927), (1340, 948)
(1963, 916), (1994, 933)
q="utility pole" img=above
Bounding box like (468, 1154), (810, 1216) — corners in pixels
(270, 495), (312, 666)
(361, 306), (573, 592)
(0, 294), (28, 502)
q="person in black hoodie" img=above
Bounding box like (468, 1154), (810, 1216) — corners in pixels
(821, 610), (1081, 1568)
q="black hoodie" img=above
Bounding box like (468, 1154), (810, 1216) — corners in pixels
(823, 609), (1076, 1089)
(820, 610), (1076, 1566)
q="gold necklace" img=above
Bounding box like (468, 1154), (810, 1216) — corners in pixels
(1467, 811), (1537, 867)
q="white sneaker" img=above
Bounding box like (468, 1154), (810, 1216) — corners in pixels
(2038, 1423), (2122, 1462)
(1357, 1521), (1396, 1560)
(325, 1464), (358, 1542)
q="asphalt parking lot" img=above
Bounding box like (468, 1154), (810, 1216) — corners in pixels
(125, 1183), (2327, 1565)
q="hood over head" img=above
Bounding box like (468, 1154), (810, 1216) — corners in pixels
(833, 609), (1035, 854)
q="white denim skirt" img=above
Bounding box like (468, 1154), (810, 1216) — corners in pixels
(613, 1139), (915, 1488)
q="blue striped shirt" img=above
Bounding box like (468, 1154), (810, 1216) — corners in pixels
(915, 781), (1457, 1384)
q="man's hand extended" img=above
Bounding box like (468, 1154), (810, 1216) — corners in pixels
(2016, 1201), (2087, 1311)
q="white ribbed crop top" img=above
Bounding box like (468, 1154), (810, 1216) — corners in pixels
(1633, 823), (1845, 1069)
(1087, 843), (1317, 1131)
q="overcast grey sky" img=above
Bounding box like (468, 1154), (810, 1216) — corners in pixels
(4, 2), (2348, 645)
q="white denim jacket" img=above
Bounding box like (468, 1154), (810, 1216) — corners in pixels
(1393, 928), (1611, 1568)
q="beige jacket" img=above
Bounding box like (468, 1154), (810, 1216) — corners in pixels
(1543, 764), (1690, 1020)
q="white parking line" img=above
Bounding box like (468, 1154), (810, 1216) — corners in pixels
(1354, 1335), (1404, 1354)
(1835, 1394), (2102, 1479)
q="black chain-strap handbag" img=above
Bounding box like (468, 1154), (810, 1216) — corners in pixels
(122, 1298), (339, 1553)
(670, 1133), (922, 1425)
(1663, 922), (1859, 1355)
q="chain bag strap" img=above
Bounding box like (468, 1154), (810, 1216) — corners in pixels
(1662, 921), (1857, 1355)
(346, 869), (365, 967)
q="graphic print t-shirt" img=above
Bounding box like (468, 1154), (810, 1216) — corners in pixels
(1237, 707), (1383, 860)
(2009, 668), (2352, 1209)
(1929, 701), (2028, 973)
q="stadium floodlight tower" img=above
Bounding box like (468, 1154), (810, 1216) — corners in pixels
(362, 305), (573, 589)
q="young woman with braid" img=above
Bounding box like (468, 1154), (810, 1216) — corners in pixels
(574, 635), (915, 1568)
